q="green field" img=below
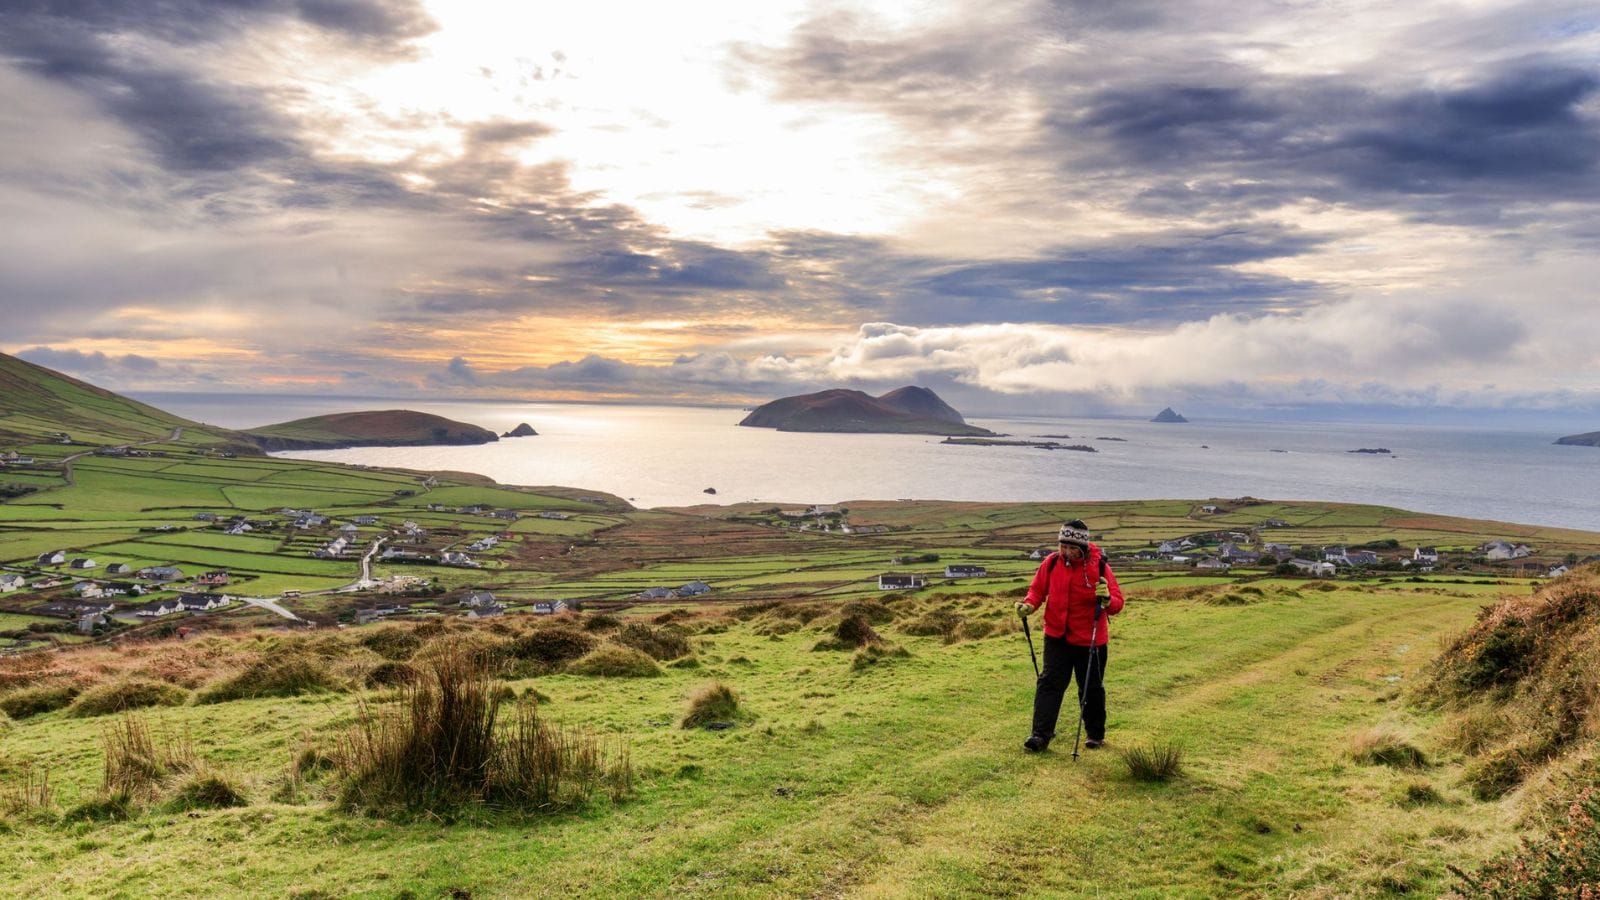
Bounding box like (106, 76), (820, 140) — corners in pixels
(0, 584), (1533, 896)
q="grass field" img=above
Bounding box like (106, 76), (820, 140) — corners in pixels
(0, 584), (1525, 897)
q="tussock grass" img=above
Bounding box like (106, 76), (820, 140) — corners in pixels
(1348, 726), (1428, 768)
(0, 684), (79, 719)
(613, 623), (691, 661)
(831, 614), (881, 648)
(583, 613), (622, 632)
(359, 626), (422, 661)
(164, 767), (248, 811)
(567, 645), (661, 678)
(509, 626), (595, 666)
(67, 679), (188, 718)
(839, 600), (894, 624)
(101, 715), (194, 800)
(1119, 742), (1185, 782)
(1396, 780), (1444, 808)
(336, 642), (632, 818)
(195, 654), (340, 704)
(681, 682), (741, 729)
(364, 660), (420, 688)
(851, 643), (911, 671)
(0, 762), (53, 821)
(900, 608), (963, 639)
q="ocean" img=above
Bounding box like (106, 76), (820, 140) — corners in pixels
(135, 394), (1600, 532)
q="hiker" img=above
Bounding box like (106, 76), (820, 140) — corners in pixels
(1015, 520), (1124, 752)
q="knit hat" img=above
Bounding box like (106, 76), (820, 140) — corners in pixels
(1058, 520), (1091, 549)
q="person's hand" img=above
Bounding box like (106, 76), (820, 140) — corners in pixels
(1015, 601), (1032, 616)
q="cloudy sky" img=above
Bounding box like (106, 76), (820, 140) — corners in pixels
(2, 0), (1598, 420)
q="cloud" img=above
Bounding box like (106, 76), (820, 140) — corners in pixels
(17, 346), (162, 373)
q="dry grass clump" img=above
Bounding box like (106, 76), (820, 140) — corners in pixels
(416, 629), (512, 670)
(1348, 726), (1428, 769)
(567, 645), (662, 678)
(0, 684), (80, 719)
(336, 643), (632, 818)
(1120, 742), (1186, 782)
(68, 679), (189, 718)
(509, 625), (596, 666)
(364, 660), (421, 689)
(195, 653), (341, 704)
(583, 613), (623, 632)
(359, 626), (423, 661)
(0, 653), (64, 692)
(101, 715), (195, 800)
(681, 682), (741, 729)
(0, 762), (53, 822)
(613, 623), (691, 661)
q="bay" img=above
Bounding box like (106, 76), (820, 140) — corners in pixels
(135, 393), (1600, 532)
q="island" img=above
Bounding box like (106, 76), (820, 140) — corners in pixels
(502, 423), (538, 437)
(1556, 431), (1600, 447)
(244, 410), (500, 450)
(738, 386), (995, 436)
(943, 438), (1096, 452)
(1349, 448), (1393, 454)
(1151, 407), (1188, 423)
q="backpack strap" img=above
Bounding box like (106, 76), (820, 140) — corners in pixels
(1049, 550), (1108, 581)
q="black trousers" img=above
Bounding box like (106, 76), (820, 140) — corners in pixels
(1031, 635), (1108, 742)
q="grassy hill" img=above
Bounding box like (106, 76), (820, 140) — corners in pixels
(244, 409), (500, 450)
(0, 352), (239, 451)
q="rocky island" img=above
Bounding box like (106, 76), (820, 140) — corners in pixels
(1151, 407), (1189, 423)
(738, 386), (995, 436)
(1556, 431), (1600, 447)
(245, 410), (500, 450)
(502, 423), (538, 437)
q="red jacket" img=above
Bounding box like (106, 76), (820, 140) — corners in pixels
(1023, 543), (1124, 644)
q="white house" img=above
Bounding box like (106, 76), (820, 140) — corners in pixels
(1287, 558), (1336, 577)
(944, 565), (988, 578)
(37, 550), (66, 566)
(878, 573), (925, 590)
(0, 573), (25, 592)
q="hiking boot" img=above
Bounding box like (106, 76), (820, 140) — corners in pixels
(1083, 738), (1104, 750)
(1023, 734), (1050, 753)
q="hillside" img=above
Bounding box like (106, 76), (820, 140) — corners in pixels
(1555, 430), (1600, 447)
(244, 410), (500, 450)
(0, 352), (238, 449)
(738, 386), (995, 435)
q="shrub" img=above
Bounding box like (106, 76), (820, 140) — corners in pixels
(336, 644), (631, 817)
(0, 684), (79, 719)
(196, 655), (340, 704)
(681, 682), (741, 729)
(567, 646), (661, 678)
(509, 626), (596, 666)
(613, 623), (691, 661)
(1120, 742), (1185, 782)
(68, 680), (189, 718)
(1348, 727), (1428, 768)
(1455, 786), (1600, 895)
(359, 627), (422, 661)
(165, 768), (247, 811)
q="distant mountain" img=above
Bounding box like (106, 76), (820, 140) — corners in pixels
(1556, 431), (1600, 447)
(0, 351), (239, 448)
(738, 387), (995, 436)
(245, 410), (500, 450)
(1151, 407), (1189, 423)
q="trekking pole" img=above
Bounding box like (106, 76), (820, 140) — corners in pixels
(1071, 596), (1108, 761)
(1020, 608), (1040, 677)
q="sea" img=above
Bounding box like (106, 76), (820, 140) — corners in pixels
(134, 394), (1600, 532)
